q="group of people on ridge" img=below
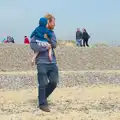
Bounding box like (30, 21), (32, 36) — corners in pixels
(2, 36), (15, 43)
(76, 28), (90, 47)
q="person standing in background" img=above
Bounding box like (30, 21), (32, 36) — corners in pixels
(76, 28), (82, 46)
(24, 36), (30, 44)
(82, 28), (90, 47)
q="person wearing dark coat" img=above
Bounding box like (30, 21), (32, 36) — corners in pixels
(82, 28), (90, 47)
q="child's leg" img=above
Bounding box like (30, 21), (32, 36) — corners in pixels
(31, 52), (39, 65)
(40, 42), (52, 61)
(48, 48), (52, 61)
(47, 42), (52, 61)
(36, 41), (52, 61)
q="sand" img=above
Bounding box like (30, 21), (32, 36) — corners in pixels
(0, 43), (120, 120)
(0, 85), (120, 120)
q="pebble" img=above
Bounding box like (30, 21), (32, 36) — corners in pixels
(0, 44), (120, 72)
(0, 72), (120, 90)
(0, 43), (120, 90)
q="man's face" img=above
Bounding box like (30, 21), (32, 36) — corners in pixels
(48, 18), (55, 30)
(82, 29), (85, 32)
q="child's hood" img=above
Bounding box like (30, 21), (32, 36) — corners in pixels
(39, 18), (48, 27)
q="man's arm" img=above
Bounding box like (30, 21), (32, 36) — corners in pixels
(30, 37), (48, 52)
(80, 32), (83, 39)
(48, 31), (57, 48)
(46, 29), (52, 39)
(87, 33), (90, 39)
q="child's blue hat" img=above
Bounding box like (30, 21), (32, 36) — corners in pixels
(39, 17), (48, 27)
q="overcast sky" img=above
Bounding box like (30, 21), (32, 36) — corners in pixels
(0, 0), (120, 45)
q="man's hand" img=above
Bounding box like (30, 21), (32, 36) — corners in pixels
(44, 34), (49, 40)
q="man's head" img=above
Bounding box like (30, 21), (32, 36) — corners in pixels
(77, 28), (80, 31)
(82, 28), (86, 32)
(44, 13), (55, 30)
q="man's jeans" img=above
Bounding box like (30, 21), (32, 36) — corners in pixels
(76, 39), (82, 46)
(37, 63), (59, 106)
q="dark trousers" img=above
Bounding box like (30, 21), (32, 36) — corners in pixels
(83, 39), (89, 47)
(37, 63), (59, 106)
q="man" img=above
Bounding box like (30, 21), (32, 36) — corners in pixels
(82, 28), (90, 47)
(76, 28), (82, 46)
(24, 36), (30, 44)
(30, 14), (59, 112)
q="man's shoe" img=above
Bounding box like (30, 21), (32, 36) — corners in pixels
(39, 105), (50, 112)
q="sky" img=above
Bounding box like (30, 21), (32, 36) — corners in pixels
(0, 0), (120, 45)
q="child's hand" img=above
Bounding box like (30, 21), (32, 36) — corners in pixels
(44, 34), (49, 39)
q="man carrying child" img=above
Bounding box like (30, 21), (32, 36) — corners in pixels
(30, 14), (59, 112)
